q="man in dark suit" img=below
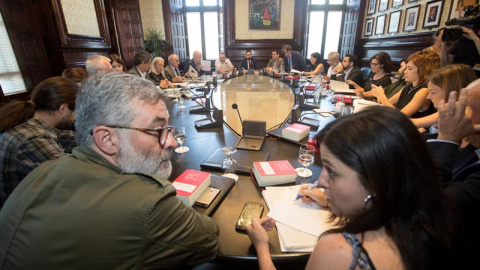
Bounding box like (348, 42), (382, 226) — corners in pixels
(238, 50), (260, 71)
(164, 54), (187, 83)
(338, 54), (365, 89)
(127, 51), (152, 79)
(183, 51), (205, 77)
(428, 83), (480, 259)
(282, 44), (308, 72)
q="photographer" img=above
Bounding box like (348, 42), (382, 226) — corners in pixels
(441, 6), (480, 70)
(441, 26), (480, 67)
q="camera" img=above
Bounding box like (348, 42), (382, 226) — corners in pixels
(442, 28), (465, 41)
(443, 5), (480, 41)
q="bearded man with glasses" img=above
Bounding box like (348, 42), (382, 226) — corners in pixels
(0, 72), (219, 269)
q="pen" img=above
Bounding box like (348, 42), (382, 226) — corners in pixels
(295, 180), (319, 201)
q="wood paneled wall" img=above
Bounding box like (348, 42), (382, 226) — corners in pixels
(358, 32), (434, 68)
(35, 0), (112, 75)
(223, 1), (308, 68)
(0, 0), (52, 101)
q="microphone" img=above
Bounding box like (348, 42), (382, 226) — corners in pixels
(184, 86), (211, 113)
(232, 103), (244, 126)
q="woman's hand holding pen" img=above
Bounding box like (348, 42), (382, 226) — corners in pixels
(297, 183), (328, 208)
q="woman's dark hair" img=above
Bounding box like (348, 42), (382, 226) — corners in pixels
(61, 67), (89, 84)
(316, 106), (458, 270)
(108, 54), (127, 72)
(0, 77), (78, 132)
(371, 52), (393, 73)
(310, 52), (322, 69)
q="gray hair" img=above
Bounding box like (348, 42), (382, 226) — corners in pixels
(85, 55), (111, 75)
(149, 57), (165, 74)
(75, 72), (168, 146)
(168, 54), (179, 65)
(328, 52), (340, 60)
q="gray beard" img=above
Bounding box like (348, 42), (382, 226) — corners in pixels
(116, 132), (173, 179)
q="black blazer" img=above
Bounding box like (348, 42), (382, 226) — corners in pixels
(238, 58), (260, 70)
(338, 67), (365, 88)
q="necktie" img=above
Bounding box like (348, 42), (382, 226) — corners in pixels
(288, 57), (292, 71)
(248, 60), (251, 70)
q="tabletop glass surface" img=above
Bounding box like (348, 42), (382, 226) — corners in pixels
(211, 75), (296, 135)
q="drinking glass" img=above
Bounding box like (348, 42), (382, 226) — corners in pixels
(222, 146), (238, 174)
(296, 144), (315, 178)
(173, 127), (189, 153)
(176, 89), (186, 109)
(342, 106), (353, 116)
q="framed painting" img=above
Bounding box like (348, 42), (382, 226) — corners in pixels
(423, 0), (444, 29)
(368, 0), (377, 15)
(391, 0), (403, 8)
(388, 10), (401, 33)
(365, 18), (374, 36)
(404, 5), (420, 32)
(249, 0), (281, 30)
(376, 14), (386, 35)
(378, 0), (389, 12)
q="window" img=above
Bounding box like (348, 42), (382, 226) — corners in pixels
(184, 0), (222, 60)
(0, 10), (27, 96)
(307, 0), (345, 59)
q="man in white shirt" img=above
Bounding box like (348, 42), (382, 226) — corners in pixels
(215, 52), (234, 74)
(322, 52), (343, 82)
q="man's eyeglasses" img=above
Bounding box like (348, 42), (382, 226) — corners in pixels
(105, 125), (174, 147)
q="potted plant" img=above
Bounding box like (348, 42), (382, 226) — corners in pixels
(144, 28), (165, 58)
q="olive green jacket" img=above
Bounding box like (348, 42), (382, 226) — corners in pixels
(0, 146), (219, 269)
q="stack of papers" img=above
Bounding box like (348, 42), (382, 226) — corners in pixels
(263, 186), (335, 252)
(329, 80), (355, 94)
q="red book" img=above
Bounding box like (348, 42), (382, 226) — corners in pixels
(282, 123), (310, 141)
(172, 169), (211, 207)
(252, 160), (297, 187)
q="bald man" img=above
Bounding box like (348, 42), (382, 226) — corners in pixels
(164, 54), (187, 83)
(85, 55), (112, 75)
(427, 80), (480, 260)
(184, 51), (206, 77)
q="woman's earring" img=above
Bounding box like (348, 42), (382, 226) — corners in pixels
(364, 195), (372, 205)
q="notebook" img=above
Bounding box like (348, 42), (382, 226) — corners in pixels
(200, 147), (270, 175)
(235, 120), (266, 151)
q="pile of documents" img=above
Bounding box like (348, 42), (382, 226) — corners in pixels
(263, 186), (335, 252)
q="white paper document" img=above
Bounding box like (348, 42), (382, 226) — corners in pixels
(263, 186), (325, 252)
(267, 187), (334, 237)
(329, 80), (355, 94)
(201, 60), (211, 72)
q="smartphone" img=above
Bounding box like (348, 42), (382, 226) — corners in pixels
(235, 202), (264, 231)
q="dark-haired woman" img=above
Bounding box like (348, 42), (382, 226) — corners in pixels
(108, 54), (127, 72)
(247, 106), (465, 270)
(302, 52), (324, 76)
(0, 77), (78, 207)
(347, 52), (392, 97)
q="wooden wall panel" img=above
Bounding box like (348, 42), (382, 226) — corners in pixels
(223, 1), (308, 68)
(34, 0), (112, 75)
(0, 0), (51, 100)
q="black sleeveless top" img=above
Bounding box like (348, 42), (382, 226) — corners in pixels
(395, 83), (436, 118)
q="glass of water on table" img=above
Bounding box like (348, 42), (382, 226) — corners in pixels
(173, 127), (189, 153)
(296, 144), (315, 178)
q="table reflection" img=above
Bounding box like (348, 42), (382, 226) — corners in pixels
(211, 75), (295, 135)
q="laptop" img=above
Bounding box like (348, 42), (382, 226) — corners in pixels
(235, 120), (266, 151)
